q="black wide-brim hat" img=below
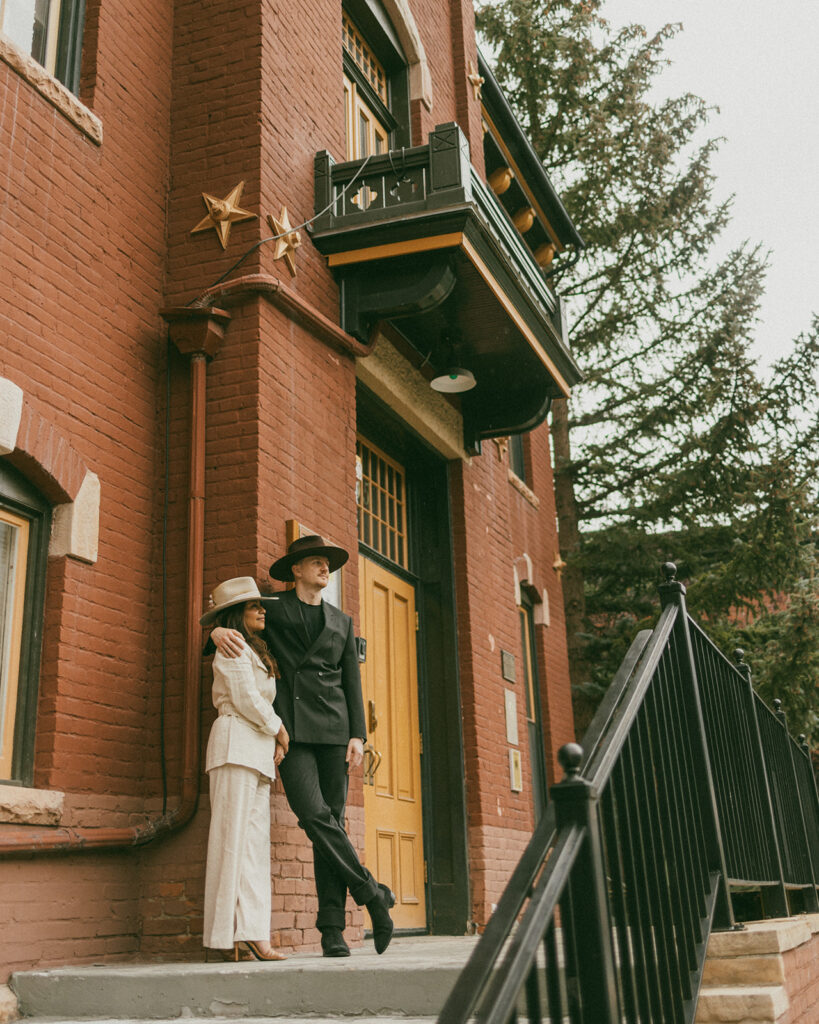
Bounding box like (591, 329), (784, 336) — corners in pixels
(269, 534), (349, 582)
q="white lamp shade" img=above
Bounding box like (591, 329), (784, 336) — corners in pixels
(430, 367), (476, 393)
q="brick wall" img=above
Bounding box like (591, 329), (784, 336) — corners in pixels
(0, 0), (173, 980)
(450, 419), (575, 926)
(0, 0), (577, 979)
(781, 924), (819, 1024)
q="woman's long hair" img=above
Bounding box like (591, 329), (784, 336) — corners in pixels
(217, 602), (278, 677)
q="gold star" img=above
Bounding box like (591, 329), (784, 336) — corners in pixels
(266, 206), (302, 278)
(468, 61), (485, 102)
(191, 181), (256, 249)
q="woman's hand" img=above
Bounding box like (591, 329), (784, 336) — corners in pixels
(276, 723), (290, 755)
(274, 741), (286, 767)
(211, 626), (245, 657)
(346, 737), (364, 769)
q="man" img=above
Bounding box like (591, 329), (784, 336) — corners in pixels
(209, 534), (394, 957)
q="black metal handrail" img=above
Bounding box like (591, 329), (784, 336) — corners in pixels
(439, 563), (819, 1024)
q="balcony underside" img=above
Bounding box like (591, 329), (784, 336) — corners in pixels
(311, 124), (583, 453)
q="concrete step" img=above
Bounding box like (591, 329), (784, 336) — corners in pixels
(19, 1019), (435, 1024)
(10, 936), (477, 1021)
(694, 984), (789, 1024)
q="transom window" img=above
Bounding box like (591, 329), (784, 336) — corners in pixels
(357, 438), (408, 569)
(343, 14), (387, 104)
(0, 0), (85, 92)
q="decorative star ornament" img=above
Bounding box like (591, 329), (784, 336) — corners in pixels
(467, 61), (485, 102)
(191, 181), (256, 249)
(266, 206), (302, 277)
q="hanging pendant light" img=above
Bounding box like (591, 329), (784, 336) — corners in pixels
(430, 367), (477, 393)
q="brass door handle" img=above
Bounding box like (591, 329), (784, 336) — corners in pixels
(368, 699), (378, 733)
(362, 743), (382, 786)
(363, 742), (377, 786)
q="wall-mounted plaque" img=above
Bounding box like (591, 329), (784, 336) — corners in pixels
(501, 649), (516, 683)
(509, 749), (523, 792)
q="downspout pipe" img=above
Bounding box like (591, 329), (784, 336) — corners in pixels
(0, 307), (229, 856)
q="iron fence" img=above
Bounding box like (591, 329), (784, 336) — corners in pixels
(439, 564), (819, 1024)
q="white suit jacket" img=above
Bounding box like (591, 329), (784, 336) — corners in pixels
(205, 642), (283, 780)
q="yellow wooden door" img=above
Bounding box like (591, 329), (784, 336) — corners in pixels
(359, 556), (426, 930)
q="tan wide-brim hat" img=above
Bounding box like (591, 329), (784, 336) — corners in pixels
(200, 577), (263, 626)
(269, 534), (349, 582)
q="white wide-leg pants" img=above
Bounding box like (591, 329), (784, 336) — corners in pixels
(203, 764), (271, 949)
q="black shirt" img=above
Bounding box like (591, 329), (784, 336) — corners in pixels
(297, 598), (325, 648)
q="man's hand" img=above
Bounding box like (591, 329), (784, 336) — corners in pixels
(212, 626), (245, 657)
(276, 723), (290, 755)
(274, 742), (286, 767)
(346, 737), (364, 769)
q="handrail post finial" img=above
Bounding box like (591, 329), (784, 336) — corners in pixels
(658, 561), (686, 609)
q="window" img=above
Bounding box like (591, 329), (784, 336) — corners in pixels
(0, 0), (85, 93)
(508, 433), (527, 484)
(341, 2), (410, 160)
(0, 462), (50, 784)
(519, 600), (548, 820)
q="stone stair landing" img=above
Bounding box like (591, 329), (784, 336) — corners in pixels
(9, 936), (478, 1023)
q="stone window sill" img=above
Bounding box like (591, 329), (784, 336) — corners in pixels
(508, 468), (540, 509)
(0, 36), (102, 146)
(0, 782), (65, 825)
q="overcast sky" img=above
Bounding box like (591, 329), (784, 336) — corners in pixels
(604, 1), (819, 372)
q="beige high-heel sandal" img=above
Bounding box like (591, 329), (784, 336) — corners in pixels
(241, 939), (288, 961)
(205, 945), (253, 962)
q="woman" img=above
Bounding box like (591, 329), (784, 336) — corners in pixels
(201, 576), (290, 961)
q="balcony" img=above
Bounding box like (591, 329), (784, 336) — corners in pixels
(311, 123), (582, 454)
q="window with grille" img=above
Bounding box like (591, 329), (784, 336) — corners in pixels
(356, 438), (408, 569)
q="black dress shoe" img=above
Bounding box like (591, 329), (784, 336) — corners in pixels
(321, 927), (351, 957)
(367, 885), (396, 954)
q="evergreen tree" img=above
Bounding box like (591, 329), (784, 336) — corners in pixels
(476, 1), (819, 739)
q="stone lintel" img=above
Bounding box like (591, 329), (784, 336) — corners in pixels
(356, 335), (468, 463)
(0, 378), (23, 455)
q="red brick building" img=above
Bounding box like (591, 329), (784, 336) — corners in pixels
(0, 0), (582, 979)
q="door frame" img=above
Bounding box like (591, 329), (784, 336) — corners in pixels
(357, 383), (469, 934)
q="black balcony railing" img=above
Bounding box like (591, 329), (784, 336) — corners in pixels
(439, 563), (819, 1024)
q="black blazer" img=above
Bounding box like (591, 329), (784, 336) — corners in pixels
(259, 589), (366, 745)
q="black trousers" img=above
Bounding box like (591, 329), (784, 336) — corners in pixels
(277, 741), (379, 930)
